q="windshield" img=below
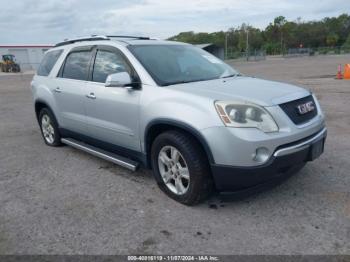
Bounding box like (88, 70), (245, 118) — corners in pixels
(128, 44), (239, 86)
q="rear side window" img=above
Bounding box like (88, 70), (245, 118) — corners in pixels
(37, 50), (63, 76)
(92, 50), (132, 83)
(61, 51), (91, 80)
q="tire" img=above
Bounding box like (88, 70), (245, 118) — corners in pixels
(38, 108), (62, 147)
(151, 130), (213, 205)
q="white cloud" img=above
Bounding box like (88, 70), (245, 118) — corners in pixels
(0, 0), (348, 43)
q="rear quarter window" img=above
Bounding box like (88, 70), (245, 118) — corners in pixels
(37, 50), (63, 76)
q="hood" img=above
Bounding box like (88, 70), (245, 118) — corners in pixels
(167, 76), (310, 107)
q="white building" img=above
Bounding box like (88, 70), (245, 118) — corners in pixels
(0, 45), (53, 71)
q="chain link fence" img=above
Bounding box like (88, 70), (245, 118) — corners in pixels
(226, 46), (350, 61)
(226, 49), (266, 61)
(284, 46), (350, 58)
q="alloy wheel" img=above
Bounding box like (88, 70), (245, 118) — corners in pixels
(41, 114), (55, 144)
(158, 146), (190, 195)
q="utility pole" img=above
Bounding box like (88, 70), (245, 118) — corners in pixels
(225, 33), (228, 60)
(281, 31), (283, 55)
(246, 29), (249, 61)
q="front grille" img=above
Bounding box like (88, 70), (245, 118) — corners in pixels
(279, 95), (318, 125)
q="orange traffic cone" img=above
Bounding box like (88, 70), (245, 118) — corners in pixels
(344, 64), (350, 80)
(336, 64), (343, 79)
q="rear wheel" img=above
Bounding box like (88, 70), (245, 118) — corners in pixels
(38, 108), (62, 147)
(13, 64), (20, 73)
(151, 130), (213, 205)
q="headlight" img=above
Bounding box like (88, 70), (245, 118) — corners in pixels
(215, 101), (279, 133)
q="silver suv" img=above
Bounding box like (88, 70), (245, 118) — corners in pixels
(31, 35), (327, 205)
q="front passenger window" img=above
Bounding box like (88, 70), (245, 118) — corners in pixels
(92, 50), (131, 83)
(62, 51), (91, 80)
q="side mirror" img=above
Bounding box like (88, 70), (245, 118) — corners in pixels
(105, 72), (134, 88)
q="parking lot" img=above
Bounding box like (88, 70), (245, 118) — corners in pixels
(0, 55), (349, 255)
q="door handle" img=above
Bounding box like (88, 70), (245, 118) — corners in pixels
(86, 93), (96, 99)
(54, 87), (62, 93)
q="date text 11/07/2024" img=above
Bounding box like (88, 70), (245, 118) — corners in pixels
(127, 255), (219, 261)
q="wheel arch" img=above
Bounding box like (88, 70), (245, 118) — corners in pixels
(144, 119), (215, 169)
(34, 99), (56, 122)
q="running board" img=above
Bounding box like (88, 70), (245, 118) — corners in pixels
(61, 138), (139, 171)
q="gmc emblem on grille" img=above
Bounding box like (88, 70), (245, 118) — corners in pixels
(296, 101), (315, 115)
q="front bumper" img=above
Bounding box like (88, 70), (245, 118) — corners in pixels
(211, 128), (327, 191)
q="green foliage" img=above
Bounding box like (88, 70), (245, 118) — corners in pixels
(168, 13), (350, 55)
(326, 33), (339, 47)
(343, 34), (350, 50)
(168, 31), (225, 47)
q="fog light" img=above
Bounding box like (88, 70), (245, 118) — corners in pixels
(253, 147), (270, 163)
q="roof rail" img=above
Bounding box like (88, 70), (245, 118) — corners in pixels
(54, 35), (110, 47)
(107, 35), (151, 40)
(54, 35), (154, 47)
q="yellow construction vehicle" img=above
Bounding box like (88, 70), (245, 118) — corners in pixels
(0, 54), (21, 73)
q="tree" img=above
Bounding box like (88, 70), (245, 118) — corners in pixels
(343, 34), (350, 50)
(326, 33), (339, 47)
(274, 16), (287, 27)
(168, 13), (350, 55)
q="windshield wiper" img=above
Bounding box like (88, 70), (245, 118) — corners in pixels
(162, 78), (213, 86)
(162, 75), (240, 86)
(220, 73), (242, 79)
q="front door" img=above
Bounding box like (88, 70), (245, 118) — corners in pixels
(84, 47), (141, 151)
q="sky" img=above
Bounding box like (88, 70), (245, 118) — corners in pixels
(0, 0), (349, 44)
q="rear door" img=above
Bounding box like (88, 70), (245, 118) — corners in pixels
(54, 46), (93, 135)
(84, 45), (141, 151)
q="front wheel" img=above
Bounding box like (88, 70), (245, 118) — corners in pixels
(151, 130), (213, 205)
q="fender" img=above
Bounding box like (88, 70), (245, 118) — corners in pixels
(32, 79), (61, 125)
(34, 99), (56, 121)
(144, 118), (215, 166)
